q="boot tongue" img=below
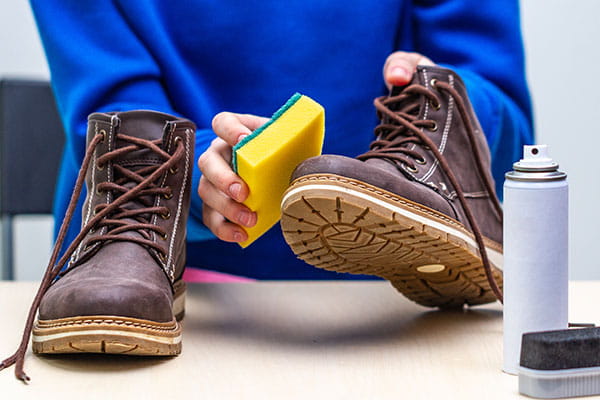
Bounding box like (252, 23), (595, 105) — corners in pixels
(89, 111), (181, 250)
(113, 110), (172, 166)
(109, 111), (173, 227)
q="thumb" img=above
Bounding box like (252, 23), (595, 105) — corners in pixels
(384, 52), (435, 90)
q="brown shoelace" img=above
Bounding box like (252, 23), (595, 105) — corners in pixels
(0, 131), (184, 382)
(358, 81), (504, 303)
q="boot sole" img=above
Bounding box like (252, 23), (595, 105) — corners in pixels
(281, 174), (503, 308)
(31, 280), (186, 356)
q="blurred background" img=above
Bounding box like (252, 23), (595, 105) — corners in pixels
(0, 1), (598, 280)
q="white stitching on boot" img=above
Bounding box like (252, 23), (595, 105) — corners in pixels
(420, 74), (455, 182)
(166, 129), (190, 280)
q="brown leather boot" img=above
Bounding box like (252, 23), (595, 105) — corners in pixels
(281, 66), (503, 308)
(1, 111), (195, 381)
(31, 111), (195, 356)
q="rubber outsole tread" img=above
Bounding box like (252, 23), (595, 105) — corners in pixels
(281, 176), (503, 308)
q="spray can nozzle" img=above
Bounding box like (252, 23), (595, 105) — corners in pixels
(506, 145), (566, 180)
(513, 145), (559, 173)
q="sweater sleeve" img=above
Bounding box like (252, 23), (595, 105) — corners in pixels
(29, 0), (216, 240)
(411, 0), (534, 195)
(30, 0), (184, 159)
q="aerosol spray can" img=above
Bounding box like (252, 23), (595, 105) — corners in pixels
(502, 144), (568, 375)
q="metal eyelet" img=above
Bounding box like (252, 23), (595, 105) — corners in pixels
(96, 186), (102, 195)
(430, 78), (438, 88)
(160, 232), (168, 240)
(99, 129), (107, 143)
(415, 157), (427, 165)
(97, 162), (104, 171)
(429, 121), (438, 132)
(407, 165), (418, 173)
(173, 136), (183, 146)
(161, 210), (171, 220)
(430, 100), (441, 110)
(158, 253), (167, 263)
(169, 166), (179, 174)
(163, 191), (173, 200)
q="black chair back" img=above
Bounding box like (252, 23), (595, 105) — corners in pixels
(0, 79), (65, 279)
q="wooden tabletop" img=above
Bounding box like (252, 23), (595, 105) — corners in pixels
(1, 281), (599, 399)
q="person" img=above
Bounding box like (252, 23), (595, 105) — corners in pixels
(30, 0), (532, 281)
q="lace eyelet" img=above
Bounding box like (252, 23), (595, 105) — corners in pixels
(169, 166), (179, 174)
(97, 162), (104, 171)
(161, 210), (171, 220)
(173, 136), (183, 147)
(406, 165), (418, 173)
(99, 129), (107, 143)
(430, 78), (438, 88)
(96, 186), (102, 195)
(415, 157), (427, 165)
(158, 253), (167, 263)
(160, 232), (168, 240)
(163, 191), (173, 200)
(429, 121), (438, 132)
(430, 100), (441, 111)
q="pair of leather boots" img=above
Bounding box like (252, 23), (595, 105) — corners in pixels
(2, 66), (503, 381)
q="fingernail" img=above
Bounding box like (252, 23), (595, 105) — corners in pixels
(233, 231), (244, 242)
(237, 210), (255, 227)
(229, 183), (241, 200)
(237, 134), (248, 144)
(237, 211), (250, 226)
(238, 211), (256, 228)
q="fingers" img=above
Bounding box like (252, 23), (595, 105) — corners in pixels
(199, 110), (268, 242)
(383, 51), (435, 89)
(197, 135), (257, 243)
(202, 202), (250, 243)
(199, 175), (256, 239)
(198, 175), (256, 228)
(197, 137), (248, 202)
(211, 112), (269, 147)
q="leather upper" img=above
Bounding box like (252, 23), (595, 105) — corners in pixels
(39, 110), (195, 322)
(292, 66), (502, 244)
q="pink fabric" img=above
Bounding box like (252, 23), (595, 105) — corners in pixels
(183, 267), (255, 283)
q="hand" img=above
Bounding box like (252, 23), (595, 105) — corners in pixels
(383, 51), (435, 89)
(197, 112), (269, 242)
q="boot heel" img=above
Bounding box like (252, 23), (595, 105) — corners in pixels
(173, 279), (186, 321)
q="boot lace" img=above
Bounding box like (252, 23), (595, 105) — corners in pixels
(358, 80), (504, 304)
(0, 131), (185, 382)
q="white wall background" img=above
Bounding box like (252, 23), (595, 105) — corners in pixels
(0, 1), (48, 80)
(0, 1), (598, 280)
(520, 0), (600, 279)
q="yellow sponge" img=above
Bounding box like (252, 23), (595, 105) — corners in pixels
(232, 93), (325, 248)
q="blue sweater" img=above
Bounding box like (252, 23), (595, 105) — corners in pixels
(30, 0), (532, 279)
